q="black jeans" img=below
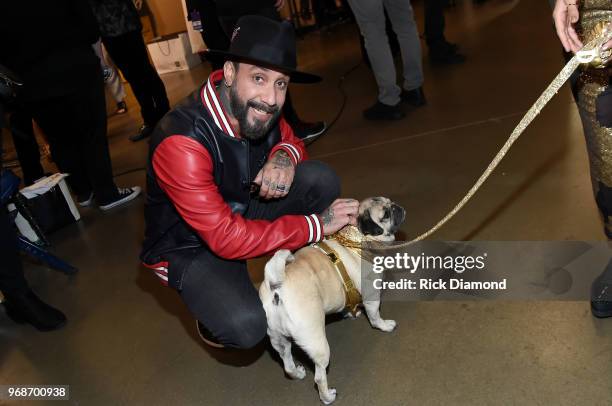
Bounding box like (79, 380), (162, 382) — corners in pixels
(103, 30), (170, 126)
(10, 108), (44, 186)
(178, 160), (340, 348)
(0, 208), (29, 296)
(196, 0), (230, 71)
(424, 0), (448, 47)
(25, 65), (119, 203)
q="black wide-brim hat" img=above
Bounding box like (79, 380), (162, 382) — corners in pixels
(204, 15), (322, 84)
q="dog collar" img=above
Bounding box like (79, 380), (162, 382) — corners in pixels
(328, 225), (376, 264)
(313, 240), (362, 317)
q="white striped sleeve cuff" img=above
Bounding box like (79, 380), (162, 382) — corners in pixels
(277, 143), (302, 165)
(304, 214), (323, 243)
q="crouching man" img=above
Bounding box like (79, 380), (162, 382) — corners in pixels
(140, 15), (359, 348)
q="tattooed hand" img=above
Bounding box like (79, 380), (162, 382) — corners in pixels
(320, 198), (359, 235)
(253, 150), (296, 199)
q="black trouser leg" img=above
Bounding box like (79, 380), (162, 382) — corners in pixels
(197, 0), (230, 70)
(281, 91), (302, 127)
(178, 161), (340, 348)
(9, 109), (44, 186)
(0, 209), (29, 296)
(424, 0), (448, 47)
(103, 31), (170, 126)
(27, 66), (118, 203)
(179, 250), (267, 349)
(219, 6), (281, 37)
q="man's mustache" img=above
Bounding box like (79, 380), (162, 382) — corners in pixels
(247, 100), (279, 114)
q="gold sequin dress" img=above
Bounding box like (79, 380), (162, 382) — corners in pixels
(577, 1), (612, 236)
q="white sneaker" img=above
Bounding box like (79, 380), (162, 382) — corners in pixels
(99, 187), (141, 211)
(77, 192), (94, 207)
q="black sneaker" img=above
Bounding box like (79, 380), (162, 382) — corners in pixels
(292, 121), (327, 145)
(129, 124), (154, 142)
(429, 47), (466, 65)
(363, 101), (405, 121)
(98, 186), (141, 211)
(77, 192), (94, 207)
(196, 321), (224, 348)
(4, 289), (66, 331)
(400, 87), (427, 107)
(428, 40), (460, 55)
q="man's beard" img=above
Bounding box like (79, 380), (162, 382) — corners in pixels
(229, 85), (281, 141)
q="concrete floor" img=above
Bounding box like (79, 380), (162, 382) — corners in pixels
(2, 1), (612, 405)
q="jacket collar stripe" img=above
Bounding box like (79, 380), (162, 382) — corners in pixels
(201, 85), (223, 132)
(206, 78), (236, 138)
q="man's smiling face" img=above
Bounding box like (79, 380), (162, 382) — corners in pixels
(225, 62), (289, 140)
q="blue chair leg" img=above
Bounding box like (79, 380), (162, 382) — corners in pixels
(17, 236), (78, 275)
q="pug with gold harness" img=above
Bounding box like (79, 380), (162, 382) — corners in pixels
(259, 197), (405, 404)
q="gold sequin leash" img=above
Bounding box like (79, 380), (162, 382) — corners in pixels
(389, 21), (612, 246)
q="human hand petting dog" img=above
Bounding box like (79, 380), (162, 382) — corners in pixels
(253, 150), (295, 199)
(320, 198), (359, 235)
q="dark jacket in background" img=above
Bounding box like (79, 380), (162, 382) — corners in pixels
(0, 0), (100, 102)
(88, 0), (142, 37)
(214, 0), (276, 19)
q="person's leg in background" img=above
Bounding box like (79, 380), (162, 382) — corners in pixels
(105, 64), (128, 114)
(0, 206), (66, 331)
(347, 0), (405, 120)
(103, 30), (170, 142)
(424, 0), (465, 65)
(384, 0), (426, 107)
(27, 64), (140, 209)
(27, 97), (94, 202)
(93, 39), (128, 115)
(194, 0), (230, 71)
(9, 109), (44, 186)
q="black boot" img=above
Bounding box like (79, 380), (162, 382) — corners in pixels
(428, 41), (466, 65)
(363, 101), (405, 121)
(401, 87), (427, 107)
(291, 121), (327, 145)
(591, 259), (612, 318)
(3, 289), (66, 331)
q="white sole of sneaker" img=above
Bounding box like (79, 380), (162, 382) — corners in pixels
(301, 122), (328, 145)
(99, 187), (142, 211)
(78, 193), (94, 207)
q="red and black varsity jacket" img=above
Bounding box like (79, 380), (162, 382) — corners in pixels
(140, 70), (323, 288)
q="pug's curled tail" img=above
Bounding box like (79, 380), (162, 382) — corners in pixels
(265, 250), (295, 295)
